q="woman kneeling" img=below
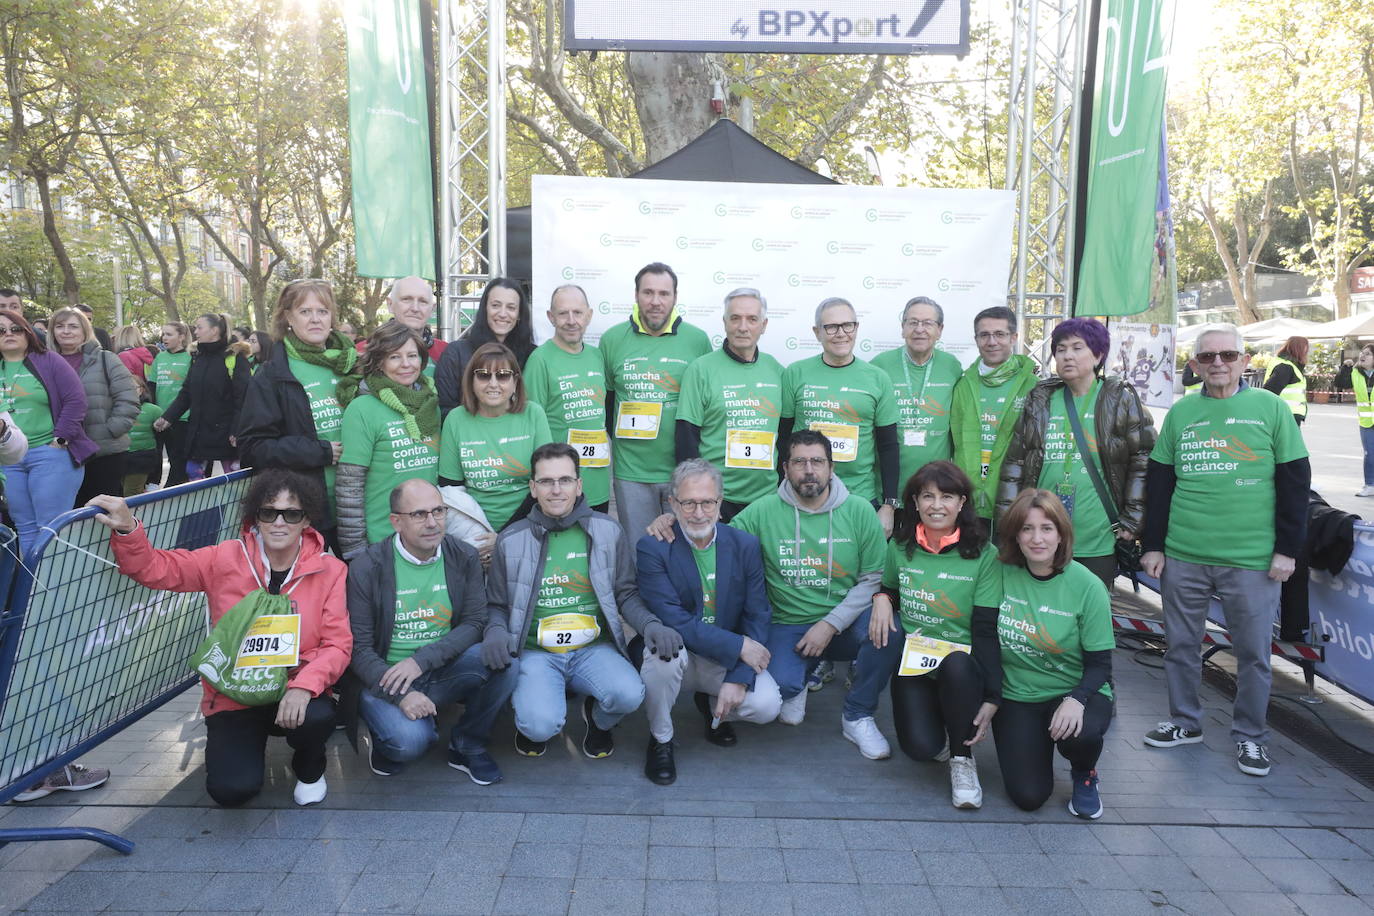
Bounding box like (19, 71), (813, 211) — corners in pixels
(89, 469), (352, 807)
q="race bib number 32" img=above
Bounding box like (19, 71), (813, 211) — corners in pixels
(235, 615), (301, 669)
(536, 613), (602, 653)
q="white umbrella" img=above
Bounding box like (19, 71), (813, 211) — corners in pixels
(1303, 311), (1374, 339)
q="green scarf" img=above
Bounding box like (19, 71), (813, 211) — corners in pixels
(950, 353), (1039, 519)
(282, 330), (362, 408)
(366, 373), (439, 445)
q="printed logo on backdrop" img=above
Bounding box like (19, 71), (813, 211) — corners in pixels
(676, 236), (725, 251)
(716, 204), (761, 218)
(902, 242), (949, 258)
(941, 209), (985, 225)
(640, 201), (687, 217)
(825, 241), (876, 256)
(563, 267), (609, 282)
(790, 206), (840, 220)
(863, 276), (908, 291)
(937, 278), (979, 293)
(712, 271), (763, 287)
(598, 233), (648, 249)
(752, 238), (799, 253)
(865, 208), (913, 223)
(788, 273), (837, 289)
(564, 198), (610, 213)
(785, 336), (824, 353)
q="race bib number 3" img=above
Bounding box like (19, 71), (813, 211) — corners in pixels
(537, 613), (602, 653)
(615, 401), (662, 439)
(898, 634), (971, 677)
(235, 615), (301, 669)
(809, 421), (859, 462)
(725, 429), (775, 469)
(569, 429), (611, 468)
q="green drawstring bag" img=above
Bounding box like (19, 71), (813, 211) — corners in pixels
(189, 588), (300, 706)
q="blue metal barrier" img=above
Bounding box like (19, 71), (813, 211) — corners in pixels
(0, 471), (255, 853)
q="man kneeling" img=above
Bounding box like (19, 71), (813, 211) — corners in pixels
(483, 442), (684, 759)
(637, 459), (781, 785)
(343, 479), (517, 784)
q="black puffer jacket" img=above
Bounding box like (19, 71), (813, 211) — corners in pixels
(996, 375), (1157, 535)
(162, 338), (250, 461)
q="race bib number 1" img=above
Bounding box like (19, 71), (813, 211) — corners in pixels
(569, 429), (611, 468)
(809, 421), (859, 462)
(536, 613), (602, 653)
(898, 634), (971, 677)
(725, 429), (775, 469)
(235, 615), (301, 669)
(615, 401), (662, 439)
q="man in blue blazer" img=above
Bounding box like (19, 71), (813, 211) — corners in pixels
(636, 459), (782, 785)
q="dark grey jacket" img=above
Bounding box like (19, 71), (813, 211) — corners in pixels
(72, 340), (139, 456)
(486, 497), (657, 658)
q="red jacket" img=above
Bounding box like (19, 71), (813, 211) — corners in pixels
(110, 522), (352, 717)
(118, 346), (156, 383)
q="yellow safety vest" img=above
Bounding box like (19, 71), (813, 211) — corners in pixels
(1265, 357), (1308, 418)
(1354, 372), (1374, 428)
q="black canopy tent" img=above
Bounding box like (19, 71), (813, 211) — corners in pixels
(501, 118), (837, 282)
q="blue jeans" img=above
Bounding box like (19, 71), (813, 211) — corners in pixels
(358, 644), (517, 760)
(5, 444), (84, 552)
(1361, 424), (1374, 485)
(513, 641), (645, 742)
(765, 607), (905, 720)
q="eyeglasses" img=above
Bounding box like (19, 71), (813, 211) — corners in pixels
(820, 321), (858, 337)
(257, 507), (307, 524)
(975, 330), (1013, 342)
(0, 326), (25, 335)
(673, 498), (720, 512)
(397, 506), (448, 522)
(533, 476), (578, 490)
(474, 368), (517, 382)
(902, 319), (940, 330)
(1194, 350), (1241, 364)
(787, 456), (831, 468)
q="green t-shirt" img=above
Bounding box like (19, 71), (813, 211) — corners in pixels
(599, 318), (712, 483)
(1036, 380), (1113, 558)
(870, 348), (963, 499)
(881, 540), (1001, 642)
(1150, 386), (1308, 570)
(782, 355), (899, 503)
(0, 359), (54, 447)
(128, 402), (164, 452)
(995, 561), (1116, 703)
(692, 540), (719, 625)
(387, 544), (452, 665)
(524, 340), (610, 507)
(339, 394), (439, 543)
(289, 357), (345, 504)
(732, 491), (886, 625)
(438, 404), (552, 532)
(525, 526), (608, 652)
(151, 350), (191, 417)
(677, 348), (789, 504)
(975, 374), (1026, 480)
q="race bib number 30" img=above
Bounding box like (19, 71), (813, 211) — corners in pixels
(235, 615), (301, 669)
(569, 429), (611, 468)
(898, 634), (971, 677)
(537, 613), (602, 653)
(809, 421), (859, 462)
(725, 429), (775, 469)
(615, 401), (662, 439)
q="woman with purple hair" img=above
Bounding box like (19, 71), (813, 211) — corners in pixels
(994, 317), (1157, 589)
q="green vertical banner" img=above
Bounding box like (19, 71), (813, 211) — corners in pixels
(1075, 0), (1175, 316)
(345, 0), (435, 279)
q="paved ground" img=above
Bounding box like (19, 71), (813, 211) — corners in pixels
(3, 403), (1374, 915)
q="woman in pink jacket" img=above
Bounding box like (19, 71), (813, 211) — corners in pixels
(88, 469), (352, 807)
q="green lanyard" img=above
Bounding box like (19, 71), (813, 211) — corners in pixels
(901, 349), (934, 412)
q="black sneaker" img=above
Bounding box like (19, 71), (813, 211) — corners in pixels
(1236, 741), (1271, 777)
(581, 695), (615, 759)
(1067, 768), (1103, 819)
(1143, 721), (1204, 748)
(449, 748), (502, 785)
(694, 692), (737, 747)
(644, 738), (676, 785)
(514, 732), (547, 757)
(369, 741), (401, 777)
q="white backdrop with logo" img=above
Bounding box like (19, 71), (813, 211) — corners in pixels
(531, 175), (1015, 366)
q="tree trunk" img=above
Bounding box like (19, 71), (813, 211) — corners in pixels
(627, 52), (721, 164)
(32, 170), (80, 305)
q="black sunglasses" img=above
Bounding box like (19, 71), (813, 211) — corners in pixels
(1194, 350), (1241, 364)
(257, 507), (307, 525)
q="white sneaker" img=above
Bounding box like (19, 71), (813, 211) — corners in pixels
(842, 716), (892, 760)
(950, 756), (982, 809)
(1358, 485), (1374, 498)
(293, 775), (327, 806)
(778, 690), (808, 726)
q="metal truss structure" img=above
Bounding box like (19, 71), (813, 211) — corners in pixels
(438, 0), (506, 339)
(1006, 0), (1087, 356)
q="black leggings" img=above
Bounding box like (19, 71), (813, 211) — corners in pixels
(160, 421), (190, 487)
(992, 691), (1113, 812)
(75, 452), (127, 507)
(203, 696), (336, 807)
(890, 650), (984, 761)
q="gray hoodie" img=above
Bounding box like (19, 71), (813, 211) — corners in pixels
(774, 475), (883, 633)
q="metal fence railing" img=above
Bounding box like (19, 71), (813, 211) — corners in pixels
(0, 471), (254, 854)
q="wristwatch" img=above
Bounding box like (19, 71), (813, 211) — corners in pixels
(882, 498), (900, 510)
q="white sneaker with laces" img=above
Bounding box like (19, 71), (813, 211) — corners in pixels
(842, 716), (892, 760)
(778, 690), (808, 726)
(293, 775), (328, 806)
(949, 756), (982, 809)
(1358, 485), (1374, 498)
